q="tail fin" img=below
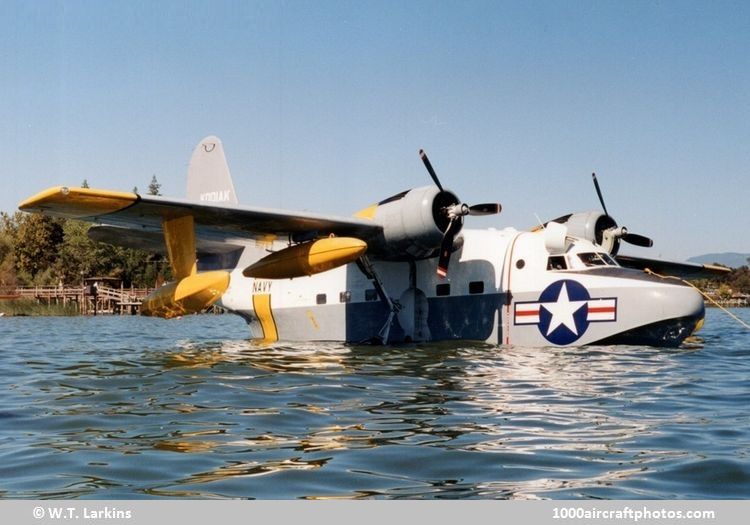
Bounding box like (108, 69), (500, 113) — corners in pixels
(186, 135), (239, 205)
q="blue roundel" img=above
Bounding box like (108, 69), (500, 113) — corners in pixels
(538, 280), (591, 345)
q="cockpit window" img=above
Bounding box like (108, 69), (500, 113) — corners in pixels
(578, 252), (616, 267)
(547, 255), (568, 271)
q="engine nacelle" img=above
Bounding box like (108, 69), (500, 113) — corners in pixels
(359, 185), (460, 260)
(552, 211), (620, 254)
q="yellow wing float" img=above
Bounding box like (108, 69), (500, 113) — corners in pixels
(19, 185), (382, 318)
(140, 214), (229, 318)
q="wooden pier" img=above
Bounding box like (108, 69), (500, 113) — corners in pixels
(10, 284), (153, 315)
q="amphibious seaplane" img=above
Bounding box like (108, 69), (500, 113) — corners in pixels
(19, 136), (728, 347)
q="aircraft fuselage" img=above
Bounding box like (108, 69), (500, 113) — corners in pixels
(217, 228), (704, 347)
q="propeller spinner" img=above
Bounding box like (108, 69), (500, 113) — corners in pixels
(419, 149), (502, 278)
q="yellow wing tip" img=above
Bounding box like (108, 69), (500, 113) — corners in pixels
(18, 186), (138, 218)
(18, 186), (68, 210)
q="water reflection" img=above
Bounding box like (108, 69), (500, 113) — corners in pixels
(2, 313), (749, 499)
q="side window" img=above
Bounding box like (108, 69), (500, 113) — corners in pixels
(316, 294), (327, 305)
(469, 281), (484, 294)
(547, 256), (568, 271)
(436, 283), (450, 296)
(365, 289), (378, 301)
(578, 253), (608, 267)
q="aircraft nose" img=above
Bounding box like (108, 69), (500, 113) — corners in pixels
(642, 283), (705, 346)
(603, 281), (705, 347)
(656, 282), (705, 320)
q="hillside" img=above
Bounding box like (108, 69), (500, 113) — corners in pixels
(688, 252), (750, 268)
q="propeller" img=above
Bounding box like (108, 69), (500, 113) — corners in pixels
(591, 173), (654, 252)
(591, 172), (609, 216)
(419, 149), (443, 192)
(622, 231), (653, 247)
(419, 149), (502, 278)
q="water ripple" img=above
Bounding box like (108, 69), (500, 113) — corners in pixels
(0, 310), (749, 499)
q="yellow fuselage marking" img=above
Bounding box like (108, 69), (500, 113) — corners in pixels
(306, 310), (320, 330)
(252, 293), (279, 342)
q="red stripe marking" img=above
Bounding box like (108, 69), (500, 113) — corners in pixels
(588, 307), (616, 313)
(515, 309), (540, 316)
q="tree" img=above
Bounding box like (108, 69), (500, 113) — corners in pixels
(13, 213), (64, 285)
(1, 209), (168, 290)
(0, 214), (17, 292)
(55, 219), (100, 284)
(54, 219), (164, 287)
(717, 284), (733, 300)
(148, 175), (161, 196)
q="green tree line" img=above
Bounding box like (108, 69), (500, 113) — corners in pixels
(0, 177), (169, 293)
(694, 265), (750, 297)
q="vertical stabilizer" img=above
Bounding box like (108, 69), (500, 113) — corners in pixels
(186, 135), (239, 205)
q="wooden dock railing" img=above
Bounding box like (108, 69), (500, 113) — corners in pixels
(9, 285), (154, 315)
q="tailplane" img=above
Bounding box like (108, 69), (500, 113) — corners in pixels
(186, 135), (238, 205)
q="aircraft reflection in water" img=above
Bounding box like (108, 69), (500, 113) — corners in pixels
(142, 338), (686, 498)
(19, 136), (729, 347)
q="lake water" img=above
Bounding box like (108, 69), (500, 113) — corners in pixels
(1, 309), (749, 499)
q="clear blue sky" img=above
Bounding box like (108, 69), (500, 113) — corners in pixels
(2, 0), (748, 261)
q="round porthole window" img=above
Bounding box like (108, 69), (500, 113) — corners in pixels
(516, 259), (525, 269)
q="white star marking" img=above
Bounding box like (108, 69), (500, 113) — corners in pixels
(541, 282), (587, 336)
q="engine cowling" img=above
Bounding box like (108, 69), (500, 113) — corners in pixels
(358, 185), (461, 260)
(551, 211), (621, 254)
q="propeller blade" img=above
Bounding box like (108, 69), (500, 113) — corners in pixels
(622, 232), (653, 248)
(591, 172), (609, 216)
(419, 149), (444, 192)
(436, 217), (462, 278)
(468, 203), (502, 216)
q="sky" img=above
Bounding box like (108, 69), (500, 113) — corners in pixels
(1, 0), (748, 261)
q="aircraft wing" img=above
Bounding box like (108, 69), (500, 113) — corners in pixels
(615, 254), (732, 279)
(19, 186), (383, 246)
(87, 225), (245, 255)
